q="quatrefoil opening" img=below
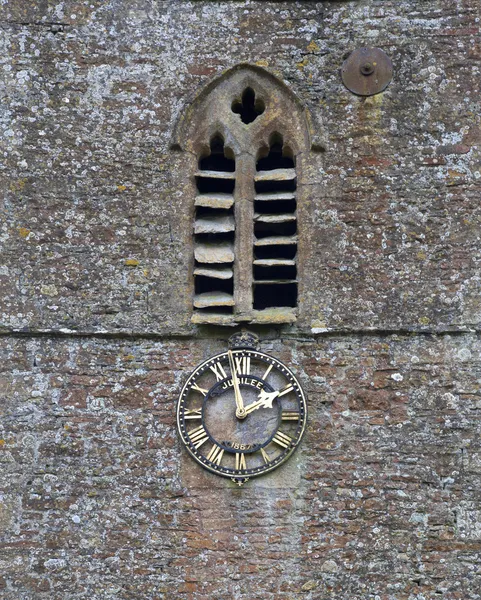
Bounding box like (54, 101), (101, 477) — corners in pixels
(232, 87), (265, 124)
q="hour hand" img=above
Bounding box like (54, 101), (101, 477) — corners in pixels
(257, 389), (280, 409)
(244, 390), (280, 415)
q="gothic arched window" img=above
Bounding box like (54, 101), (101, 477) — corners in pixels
(172, 64), (324, 326)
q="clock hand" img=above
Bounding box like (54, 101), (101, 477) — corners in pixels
(244, 389), (280, 415)
(228, 350), (246, 419)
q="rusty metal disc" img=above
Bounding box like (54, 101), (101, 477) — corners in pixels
(341, 48), (393, 97)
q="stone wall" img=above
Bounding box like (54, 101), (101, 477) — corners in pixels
(0, 0), (480, 598)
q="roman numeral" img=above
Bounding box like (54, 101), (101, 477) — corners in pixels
(278, 384), (294, 397)
(234, 355), (251, 375)
(210, 362), (227, 382)
(206, 444), (224, 466)
(260, 447), (270, 464)
(235, 453), (247, 470)
(272, 431), (293, 449)
(261, 364), (273, 381)
(185, 408), (202, 420)
(191, 383), (208, 396)
(281, 411), (300, 421)
(188, 425), (209, 449)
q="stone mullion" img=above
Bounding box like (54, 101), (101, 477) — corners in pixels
(233, 152), (256, 319)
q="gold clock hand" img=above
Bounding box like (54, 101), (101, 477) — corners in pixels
(243, 400), (263, 415)
(228, 350), (246, 419)
(244, 389), (280, 415)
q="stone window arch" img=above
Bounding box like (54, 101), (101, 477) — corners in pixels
(172, 64), (324, 326)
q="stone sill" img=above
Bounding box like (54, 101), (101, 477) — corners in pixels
(191, 308), (297, 326)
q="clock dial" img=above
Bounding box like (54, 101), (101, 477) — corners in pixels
(177, 348), (307, 484)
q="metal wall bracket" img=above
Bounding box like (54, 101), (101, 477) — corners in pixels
(342, 48), (393, 97)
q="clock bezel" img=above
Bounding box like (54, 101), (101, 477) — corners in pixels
(176, 348), (307, 483)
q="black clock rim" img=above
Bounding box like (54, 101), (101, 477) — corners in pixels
(176, 349), (308, 481)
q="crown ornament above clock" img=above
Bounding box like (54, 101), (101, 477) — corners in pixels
(176, 332), (307, 486)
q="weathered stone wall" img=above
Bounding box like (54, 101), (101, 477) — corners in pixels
(2, 334), (481, 598)
(0, 0), (480, 598)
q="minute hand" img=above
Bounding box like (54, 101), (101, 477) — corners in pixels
(228, 350), (246, 418)
(244, 390), (280, 415)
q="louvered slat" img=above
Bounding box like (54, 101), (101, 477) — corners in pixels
(253, 259), (296, 266)
(254, 192), (296, 202)
(196, 170), (236, 179)
(194, 215), (235, 234)
(253, 280), (298, 284)
(254, 168), (296, 181)
(254, 213), (296, 223)
(254, 235), (298, 246)
(195, 193), (234, 209)
(195, 241), (234, 263)
(194, 292), (235, 308)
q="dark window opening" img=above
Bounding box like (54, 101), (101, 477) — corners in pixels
(254, 221), (297, 239)
(255, 179), (297, 194)
(255, 244), (297, 260)
(195, 275), (233, 296)
(196, 176), (235, 195)
(195, 231), (235, 243)
(254, 265), (297, 281)
(255, 199), (297, 214)
(257, 134), (295, 171)
(195, 206), (234, 219)
(199, 135), (235, 172)
(253, 283), (297, 310)
(232, 87), (265, 125)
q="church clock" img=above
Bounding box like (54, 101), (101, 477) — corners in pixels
(176, 332), (307, 486)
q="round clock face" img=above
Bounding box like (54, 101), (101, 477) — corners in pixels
(177, 348), (307, 484)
